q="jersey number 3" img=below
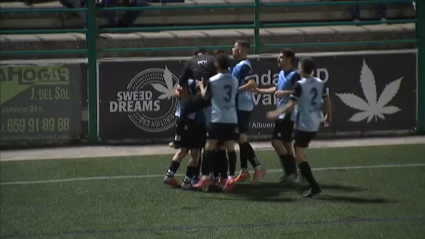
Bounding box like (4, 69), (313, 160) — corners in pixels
(223, 85), (232, 102)
(310, 88), (318, 106)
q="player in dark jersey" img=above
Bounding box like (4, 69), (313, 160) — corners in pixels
(177, 49), (217, 119)
(254, 49), (300, 184)
(163, 79), (202, 189)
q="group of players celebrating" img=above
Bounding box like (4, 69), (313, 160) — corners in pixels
(163, 40), (332, 198)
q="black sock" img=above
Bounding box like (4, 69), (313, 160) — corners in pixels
(202, 150), (214, 176)
(280, 154), (297, 175)
(279, 155), (291, 175)
(287, 154), (297, 175)
(217, 150), (228, 179)
(227, 151), (237, 176)
(168, 161), (180, 176)
(194, 150), (203, 178)
(240, 142), (260, 168)
(185, 166), (197, 180)
(212, 151), (220, 178)
(298, 161), (319, 188)
(239, 144), (248, 169)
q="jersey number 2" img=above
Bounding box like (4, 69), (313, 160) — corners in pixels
(223, 85), (232, 102)
(310, 88), (318, 106)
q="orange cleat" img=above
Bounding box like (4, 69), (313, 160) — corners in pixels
(222, 178), (237, 192)
(251, 169), (266, 185)
(234, 171), (251, 182)
(192, 176), (213, 188)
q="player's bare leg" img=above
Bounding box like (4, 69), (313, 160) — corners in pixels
(164, 148), (189, 187)
(235, 134), (266, 184)
(294, 147), (322, 198)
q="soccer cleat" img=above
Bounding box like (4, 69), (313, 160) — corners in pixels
(163, 176), (180, 188)
(181, 181), (192, 190)
(303, 186), (322, 198)
(222, 178), (237, 192)
(251, 169), (267, 185)
(280, 174), (297, 186)
(296, 168), (307, 185)
(234, 171), (251, 182)
(192, 176), (213, 189)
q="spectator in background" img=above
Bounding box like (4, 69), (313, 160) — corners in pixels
(59, 0), (87, 27)
(351, 2), (387, 22)
(103, 0), (148, 28)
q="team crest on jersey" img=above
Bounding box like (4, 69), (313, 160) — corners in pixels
(111, 66), (179, 132)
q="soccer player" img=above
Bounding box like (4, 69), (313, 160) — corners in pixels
(254, 49), (300, 184)
(163, 79), (202, 189)
(211, 48), (238, 181)
(193, 53), (239, 192)
(266, 57), (332, 198)
(177, 49), (217, 121)
(231, 40), (266, 184)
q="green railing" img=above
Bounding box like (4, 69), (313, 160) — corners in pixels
(0, 0), (423, 142)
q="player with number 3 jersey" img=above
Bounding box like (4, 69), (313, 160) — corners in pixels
(193, 53), (239, 192)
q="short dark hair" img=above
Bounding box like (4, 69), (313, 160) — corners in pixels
(235, 40), (250, 49)
(281, 48), (295, 62)
(213, 49), (226, 55)
(300, 57), (316, 75)
(215, 53), (230, 70)
(193, 48), (207, 56)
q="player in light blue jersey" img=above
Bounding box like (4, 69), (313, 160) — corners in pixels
(231, 40), (266, 184)
(211, 49), (238, 182)
(193, 53), (239, 192)
(267, 57), (332, 198)
(255, 49), (301, 184)
(163, 79), (203, 189)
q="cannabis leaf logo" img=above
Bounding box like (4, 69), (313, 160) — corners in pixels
(151, 66), (178, 100)
(336, 60), (402, 123)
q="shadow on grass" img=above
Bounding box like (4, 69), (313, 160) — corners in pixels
(314, 195), (397, 204)
(199, 182), (394, 204)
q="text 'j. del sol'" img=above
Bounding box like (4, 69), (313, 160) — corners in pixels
(30, 86), (70, 100)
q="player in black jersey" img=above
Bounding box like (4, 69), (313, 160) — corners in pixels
(177, 49), (217, 119)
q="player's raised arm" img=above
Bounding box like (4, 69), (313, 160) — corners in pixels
(197, 79), (210, 100)
(238, 64), (257, 92)
(255, 86), (277, 94)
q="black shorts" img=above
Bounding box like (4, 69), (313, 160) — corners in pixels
(207, 123), (239, 142)
(174, 118), (203, 149)
(272, 114), (294, 142)
(237, 110), (251, 134)
(181, 94), (211, 119)
(294, 130), (317, 148)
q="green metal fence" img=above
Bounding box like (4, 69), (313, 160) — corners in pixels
(0, 0), (423, 142)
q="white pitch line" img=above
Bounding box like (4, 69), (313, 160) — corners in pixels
(1, 163), (425, 186)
